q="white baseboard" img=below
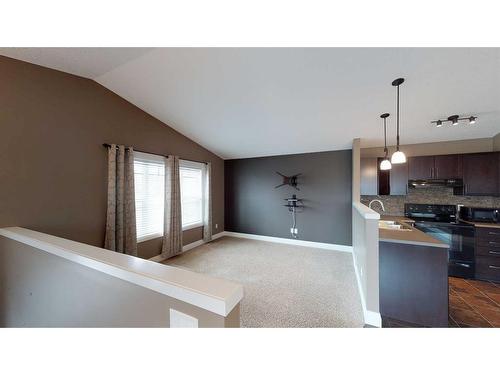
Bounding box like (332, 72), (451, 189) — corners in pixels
(148, 253), (167, 262)
(212, 232), (225, 240)
(352, 253), (382, 327)
(182, 239), (205, 252)
(364, 310), (382, 328)
(222, 231), (353, 252)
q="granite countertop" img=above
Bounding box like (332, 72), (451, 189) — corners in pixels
(458, 219), (500, 229)
(379, 215), (449, 248)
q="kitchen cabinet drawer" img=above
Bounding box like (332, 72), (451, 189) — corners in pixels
(477, 239), (500, 249)
(475, 245), (500, 257)
(475, 256), (500, 282)
(476, 227), (500, 241)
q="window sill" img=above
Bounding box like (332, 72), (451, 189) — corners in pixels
(137, 233), (163, 243)
(137, 225), (203, 243)
(182, 223), (204, 231)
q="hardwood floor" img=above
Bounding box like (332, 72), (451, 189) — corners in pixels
(383, 277), (500, 328)
(448, 277), (500, 328)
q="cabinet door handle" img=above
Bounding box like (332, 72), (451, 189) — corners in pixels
(489, 241), (500, 246)
(489, 251), (500, 255)
(488, 232), (500, 236)
(488, 265), (500, 270)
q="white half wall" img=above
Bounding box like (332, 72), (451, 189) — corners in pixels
(352, 138), (381, 327)
(0, 227), (242, 327)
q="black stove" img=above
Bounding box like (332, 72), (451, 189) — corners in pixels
(405, 203), (458, 223)
(404, 204), (475, 279)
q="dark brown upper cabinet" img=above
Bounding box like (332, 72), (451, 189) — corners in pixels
(360, 157), (378, 195)
(359, 157), (408, 196)
(390, 162), (409, 195)
(408, 154), (462, 180)
(408, 156), (434, 179)
(462, 152), (499, 196)
(433, 154), (462, 179)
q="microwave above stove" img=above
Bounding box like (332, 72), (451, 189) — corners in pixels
(459, 206), (499, 223)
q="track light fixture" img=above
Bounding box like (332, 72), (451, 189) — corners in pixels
(431, 114), (478, 127)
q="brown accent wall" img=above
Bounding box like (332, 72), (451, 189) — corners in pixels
(0, 56), (224, 258)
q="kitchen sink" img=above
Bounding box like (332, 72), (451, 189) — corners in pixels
(379, 220), (412, 231)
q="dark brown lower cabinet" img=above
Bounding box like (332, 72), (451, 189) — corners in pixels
(379, 241), (449, 327)
(475, 227), (500, 282)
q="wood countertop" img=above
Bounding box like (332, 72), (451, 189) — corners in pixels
(379, 216), (449, 248)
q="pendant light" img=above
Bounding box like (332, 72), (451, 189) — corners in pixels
(391, 78), (407, 164)
(380, 113), (392, 170)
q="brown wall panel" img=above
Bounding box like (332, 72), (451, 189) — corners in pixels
(0, 56), (224, 258)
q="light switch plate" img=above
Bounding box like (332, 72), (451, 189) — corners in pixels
(170, 308), (199, 328)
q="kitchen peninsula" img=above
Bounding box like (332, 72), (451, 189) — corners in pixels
(379, 217), (449, 327)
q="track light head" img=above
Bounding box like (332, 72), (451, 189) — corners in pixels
(436, 120), (443, 127)
(448, 115), (459, 126)
(469, 116), (477, 125)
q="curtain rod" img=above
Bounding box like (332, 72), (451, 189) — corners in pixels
(102, 143), (207, 165)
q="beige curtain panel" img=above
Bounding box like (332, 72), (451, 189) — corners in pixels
(104, 144), (138, 256)
(162, 155), (183, 258)
(203, 161), (212, 242)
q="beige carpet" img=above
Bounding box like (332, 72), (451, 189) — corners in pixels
(163, 237), (364, 328)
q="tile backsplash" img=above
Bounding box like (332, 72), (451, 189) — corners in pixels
(361, 187), (500, 216)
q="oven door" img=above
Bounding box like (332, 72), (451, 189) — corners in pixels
(414, 222), (475, 278)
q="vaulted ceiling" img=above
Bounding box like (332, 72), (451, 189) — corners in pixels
(1, 47), (499, 159)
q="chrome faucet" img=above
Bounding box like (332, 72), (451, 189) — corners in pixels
(368, 199), (385, 212)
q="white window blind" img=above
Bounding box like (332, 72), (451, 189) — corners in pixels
(134, 152), (165, 242)
(180, 160), (206, 230)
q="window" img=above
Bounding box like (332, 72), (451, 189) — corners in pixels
(180, 160), (206, 230)
(134, 152), (165, 242)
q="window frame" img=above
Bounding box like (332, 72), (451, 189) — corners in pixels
(179, 159), (207, 231)
(134, 151), (166, 243)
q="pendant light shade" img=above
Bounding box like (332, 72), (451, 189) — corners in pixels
(391, 150), (407, 164)
(380, 158), (392, 170)
(391, 78), (407, 164)
(379, 113), (392, 170)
